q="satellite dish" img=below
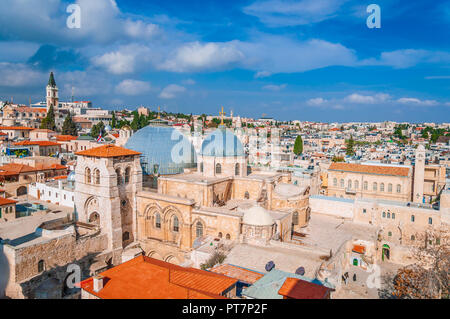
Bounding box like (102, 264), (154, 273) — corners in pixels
(265, 261), (275, 272)
(295, 267), (305, 276)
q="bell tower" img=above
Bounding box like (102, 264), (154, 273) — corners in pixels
(46, 72), (59, 111)
(413, 144), (425, 203)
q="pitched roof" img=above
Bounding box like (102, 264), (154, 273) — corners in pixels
(75, 144), (141, 158)
(0, 126), (34, 131)
(0, 163), (37, 174)
(55, 135), (78, 141)
(278, 277), (333, 299)
(14, 141), (61, 147)
(209, 264), (265, 284)
(16, 107), (47, 113)
(0, 197), (17, 206)
(328, 162), (410, 177)
(31, 129), (55, 133)
(79, 255), (236, 299)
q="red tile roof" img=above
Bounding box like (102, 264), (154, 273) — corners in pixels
(14, 141), (61, 147)
(209, 264), (265, 284)
(0, 163), (37, 174)
(329, 162), (410, 177)
(75, 144), (141, 158)
(79, 256), (236, 299)
(0, 126), (34, 131)
(16, 107), (47, 113)
(0, 197), (17, 205)
(278, 277), (333, 299)
(55, 135), (78, 142)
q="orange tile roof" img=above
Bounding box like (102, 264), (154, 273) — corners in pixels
(55, 135), (78, 141)
(209, 264), (265, 284)
(0, 197), (17, 205)
(0, 163), (37, 173)
(14, 141), (61, 147)
(278, 277), (333, 299)
(329, 162), (410, 177)
(16, 107), (47, 113)
(352, 244), (366, 254)
(79, 256), (236, 299)
(31, 129), (55, 133)
(53, 175), (68, 180)
(0, 126), (34, 131)
(75, 144), (141, 158)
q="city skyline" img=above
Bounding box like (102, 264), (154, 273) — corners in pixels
(0, 0), (449, 122)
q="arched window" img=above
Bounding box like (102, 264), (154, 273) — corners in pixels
(218, 232), (223, 238)
(411, 215), (415, 222)
(380, 183), (385, 192)
(155, 213), (161, 229)
(292, 212), (299, 225)
(333, 178), (337, 186)
(122, 232), (130, 241)
(382, 211), (386, 218)
(392, 213), (395, 219)
(373, 182), (377, 191)
(339, 179), (344, 188)
(196, 221), (203, 238)
(38, 260), (45, 273)
(235, 163), (240, 176)
(364, 181), (368, 190)
(200, 162), (203, 173)
(411, 235), (415, 241)
(387, 212), (390, 218)
(354, 180), (359, 189)
(215, 163), (222, 174)
(173, 216), (179, 232)
(348, 180), (352, 189)
(244, 191), (250, 199)
(125, 167), (131, 184)
(94, 169), (100, 185)
(85, 168), (91, 184)
(116, 168), (122, 185)
(388, 231), (392, 237)
(388, 183), (393, 193)
(396, 184), (401, 193)
(225, 233), (231, 240)
(428, 217), (432, 225)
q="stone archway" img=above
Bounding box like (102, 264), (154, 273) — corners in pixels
(16, 186), (27, 196)
(382, 244), (390, 261)
(164, 255), (179, 265)
(89, 212), (100, 226)
(147, 251), (163, 260)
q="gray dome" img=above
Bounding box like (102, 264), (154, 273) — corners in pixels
(242, 205), (274, 226)
(105, 124), (112, 132)
(200, 127), (245, 157)
(125, 125), (197, 175)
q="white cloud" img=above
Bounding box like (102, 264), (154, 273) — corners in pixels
(0, 63), (46, 87)
(397, 97), (438, 106)
(243, 0), (346, 27)
(307, 97), (327, 106)
(425, 75), (450, 80)
(345, 93), (390, 104)
(254, 71), (272, 78)
(182, 79), (196, 85)
(363, 49), (450, 69)
(159, 84), (186, 99)
(262, 84), (287, 91)
(91, 44), (154, 74)
(160, 41), (244, 72)
(115, 79), (152, 95)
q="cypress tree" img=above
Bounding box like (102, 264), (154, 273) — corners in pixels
(293, 135), (303, 156)
(62, 113), (78, 136)
(40, 105), (57, 131)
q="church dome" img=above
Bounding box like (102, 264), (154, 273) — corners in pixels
(242, 205), (274, 226)
(105, 124), (112, 132)
(125, 125), (197, 175)
(200, 127), (245, 157)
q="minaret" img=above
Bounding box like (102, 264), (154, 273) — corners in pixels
(413, 144), (425, 203)
(46, 72), (59, 111)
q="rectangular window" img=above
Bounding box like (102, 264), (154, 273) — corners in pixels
(363, 209), (366, 214)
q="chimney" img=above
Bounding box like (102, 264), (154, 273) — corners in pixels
(93, 275), (104, 292)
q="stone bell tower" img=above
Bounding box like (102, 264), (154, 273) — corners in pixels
(74, 145), (142, 265)
(413, 144), (425, 203)
(46, 72), (59, 111)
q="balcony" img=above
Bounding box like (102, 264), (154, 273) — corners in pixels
(345, 188), (356, 194)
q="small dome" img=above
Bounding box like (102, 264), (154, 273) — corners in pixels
(274, 183), (304, 197)
(200, 127), (245, 157)
(67, 171), (76, 182)
(242, 205), (274, 226)
(105, 125), (112, 132)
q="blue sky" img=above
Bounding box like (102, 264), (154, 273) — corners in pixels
(0, 0), (449, 122)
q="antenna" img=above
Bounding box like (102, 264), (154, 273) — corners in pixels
(71, 86), (74, 103)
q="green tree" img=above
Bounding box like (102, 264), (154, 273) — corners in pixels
(61, 113), (78, 136)
(346, 135), (355, 156)
(40, 105), (57, 131)
(111, 111), (117, 128)
(293, 135), (303, 156)
(91, 121), (106, 138)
